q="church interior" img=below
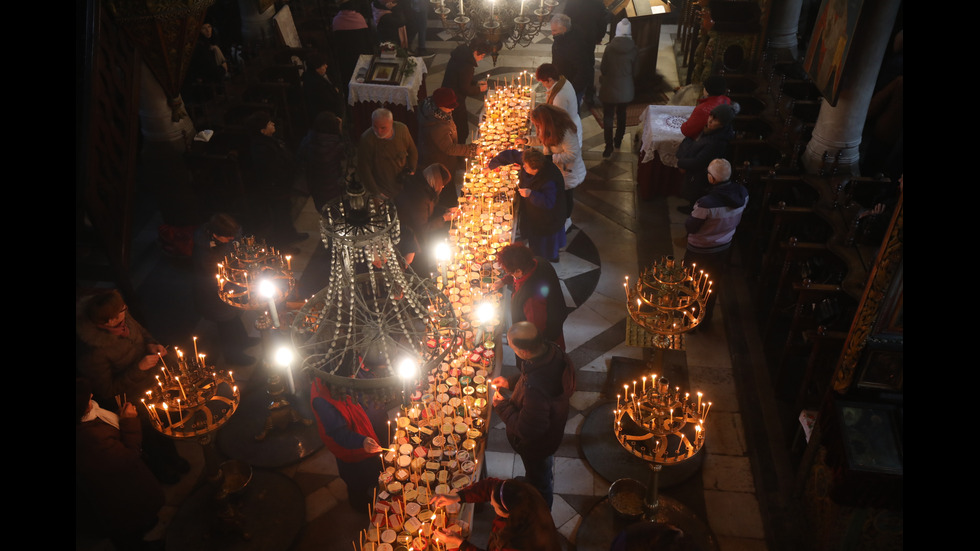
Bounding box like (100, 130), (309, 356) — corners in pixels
(76, 0), (903, 550)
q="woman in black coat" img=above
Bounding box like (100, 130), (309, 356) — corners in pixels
(676, 103), (736, 211)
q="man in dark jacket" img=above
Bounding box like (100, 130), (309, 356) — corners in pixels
(550, 14), (594, 106)
(441, 39), (492, 143)
(492, 321), (575, 509)
(563, 0), (609, 106)
(676, 103), (736, 213)
(684, 158), (748, 324)
(496, 243), (567, 350)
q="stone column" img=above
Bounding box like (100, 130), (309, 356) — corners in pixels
(137, 61), (199, 225)
(767, 0), (803, 58)
(801, 0), (901, 176)
(138, 60), (195, 146)
(239, 0), (275, 44)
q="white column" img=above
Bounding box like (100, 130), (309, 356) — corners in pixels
(767, 0), (803, 56)
(138, 60), (195, 147)
(239, 0), (275, 44)
(800, 0), (901, 176)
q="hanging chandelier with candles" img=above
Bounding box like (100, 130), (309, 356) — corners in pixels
(215, 236), (296, 311)
(141, 339), (240, 438)
(435, 0), (559, 51)
(624, 256), (712, 349)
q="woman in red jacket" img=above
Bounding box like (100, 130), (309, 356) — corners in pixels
(430, 478), (562, 551)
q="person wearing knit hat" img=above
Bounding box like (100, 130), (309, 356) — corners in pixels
(418, 88), (479, 209)
(675, 102), (736, 214)
(599, 18), (638, 157)
(709, 103), (736, 127)
(432, 87), (458, 110)
(680, 74), (733, 139)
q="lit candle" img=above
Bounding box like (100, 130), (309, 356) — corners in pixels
(175, 376), (187, 400)
(641, 376), (646, 393)
(192, 336), (199, 360)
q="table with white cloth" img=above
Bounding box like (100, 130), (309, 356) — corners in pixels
(636, 105), (694, 200)
(348, 55), (428, 141)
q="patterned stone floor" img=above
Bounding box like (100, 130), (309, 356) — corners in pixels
(91, 14), (785, 551)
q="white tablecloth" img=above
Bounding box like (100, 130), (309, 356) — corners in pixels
(348, 55), (428, 109)
(638, 105), (695, 167)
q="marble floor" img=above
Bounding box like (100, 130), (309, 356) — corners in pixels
(83, 14), (802, 551)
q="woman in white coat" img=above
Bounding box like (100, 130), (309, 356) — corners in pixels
(519, 103), (586, 229)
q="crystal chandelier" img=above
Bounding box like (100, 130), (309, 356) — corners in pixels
(434, 0), (559, 52)
(290, 182), (459, 402)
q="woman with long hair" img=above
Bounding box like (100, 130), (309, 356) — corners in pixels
(431, 478), (562, 551)
(520, 103), (586, 228)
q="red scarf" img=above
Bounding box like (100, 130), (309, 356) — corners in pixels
(310, 378), (380, 463)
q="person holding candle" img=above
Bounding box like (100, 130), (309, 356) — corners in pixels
(417, 87), (480, 209)
(491, 322), (575, 508)
(310, 364), (390, 512)
(76, 290), (190, 484)
(441, 38), (492, 143)
(495, 243), (567, 350)
(519, 103), (586, 231)
(430, 477), (562, 550)
(76, 378), (165, 550)
(683, 158), (747, 325)
(487, 147), (566, 262)
(395, 163), (456, 271)
(76, 290), (168, 409)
